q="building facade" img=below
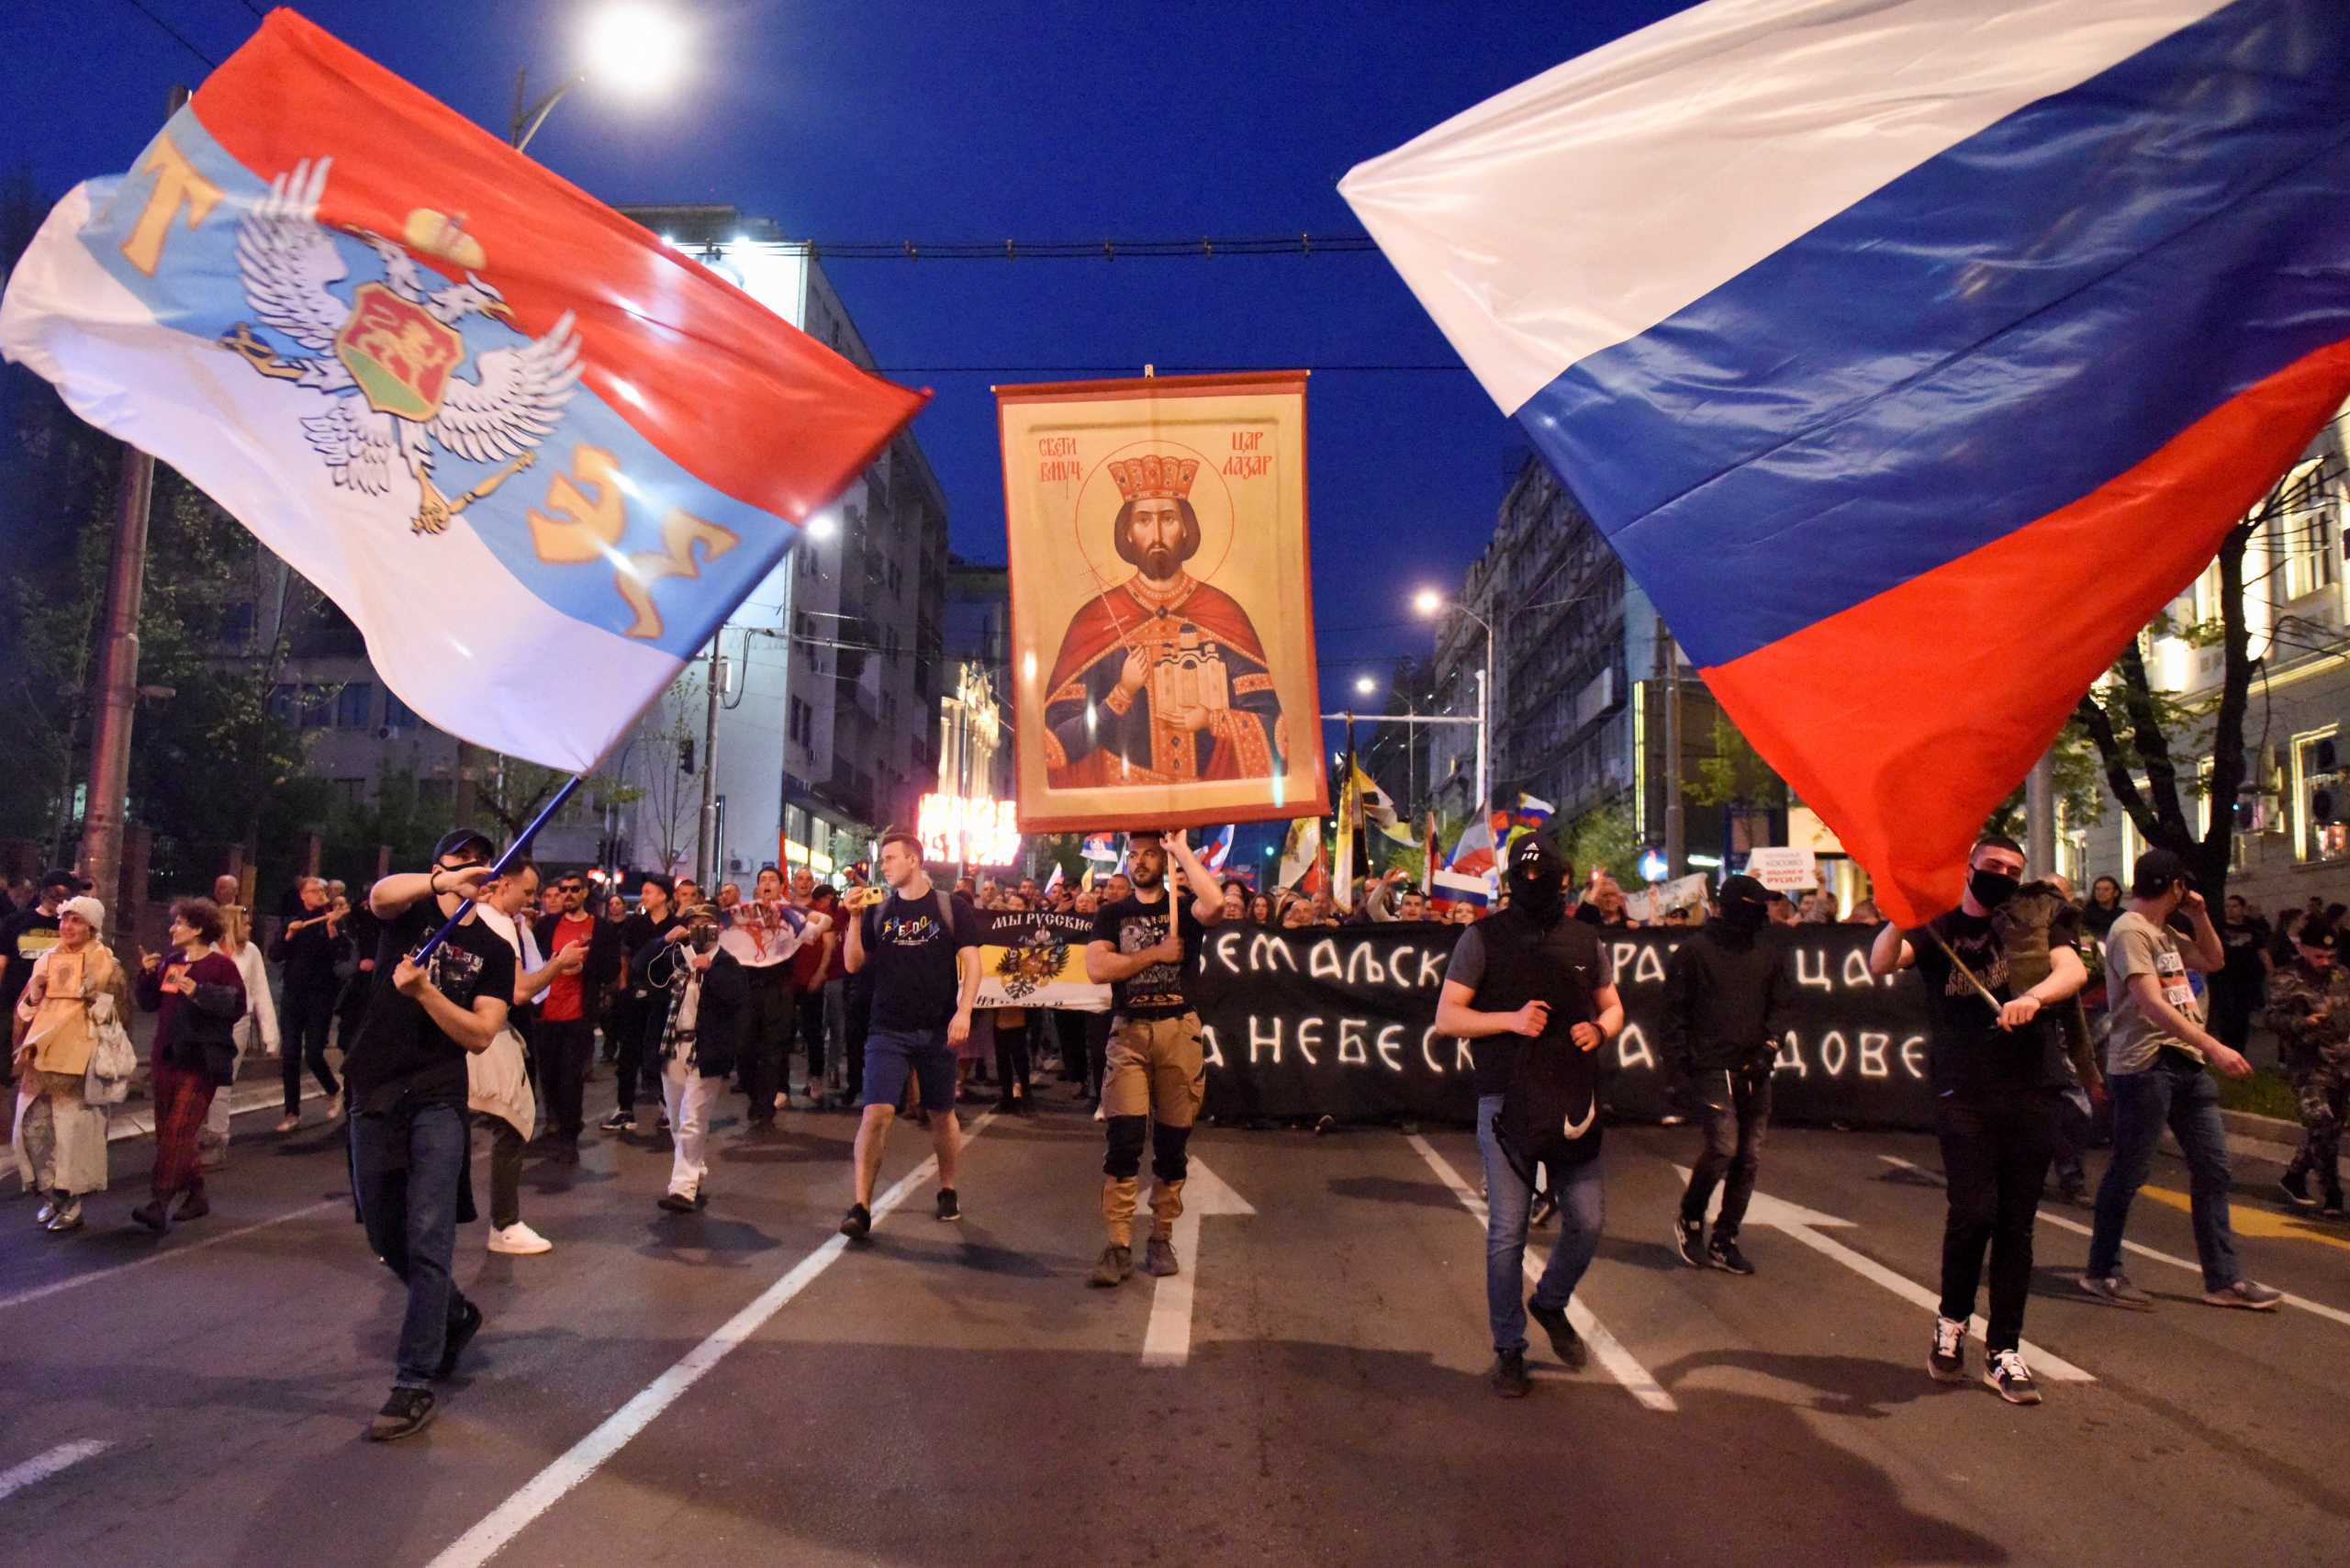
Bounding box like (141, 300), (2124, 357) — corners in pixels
(2073, 413), (2350, 916)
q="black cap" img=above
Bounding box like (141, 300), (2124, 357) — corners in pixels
(1509, 834), (1561, 879)
(431, 827), (496, 865)
(38, 867), (78, 893)
(2299, 923), (2337, 952)
(2129, 848), (2194, 899)
(1719, 873), (1771, 909)
(636, 871), (675, 897)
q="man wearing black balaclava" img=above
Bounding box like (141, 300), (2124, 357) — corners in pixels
(1435, 834), (1624, 1398)
(1665, 874), (1791, 1275)
(1868, 833), (2087, 1408)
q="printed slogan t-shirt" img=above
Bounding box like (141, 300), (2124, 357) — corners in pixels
(2104, 909), (2207, 1076)
(862, 887), (980, 1034)
(1094, 893), (1203, 1019)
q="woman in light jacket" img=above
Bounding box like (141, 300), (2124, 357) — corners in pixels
(9, 896), (128, 1234)
(199, 903), (281, 1170)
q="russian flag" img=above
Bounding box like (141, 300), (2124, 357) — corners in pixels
(1344, 0), (2350, 924)
(1199, 823), (1236, 874)
(1446, 811), (1497, 879)
(0, 11), (923, 772)
(1432, 866), (1495, 913)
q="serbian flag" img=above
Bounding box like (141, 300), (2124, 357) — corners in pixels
(0, 10), (923, 772)
(1344, 0), (2350, 924)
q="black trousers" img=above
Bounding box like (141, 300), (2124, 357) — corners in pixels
(1680, 1065), (1773, 1239)
(738, 968), (795, 1121)
(2205, 978), (2259, 1053)
(995, 1016), (1033, 1103)
(535, 1017), (595, 1140)
(281, 985), (341, 1112)
(1934, 1089), (2059, 1354)
(610, 993), (652, 1114)
(1053, 1010), (1087, 1081)
(845, 973), (872, 1103)
(1084, 1011), (1111, 1097)
(795, 985), (829, 1085)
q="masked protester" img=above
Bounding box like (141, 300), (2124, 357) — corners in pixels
(1869, 834), (2087, 1406)
(1435, 836), (1624, 1398)
(2077, 849), (2282, 1314)
(2265, 923), (2350, 1216)
(644, 902), (749, 1213)
(1665, 874), (1791, 1275)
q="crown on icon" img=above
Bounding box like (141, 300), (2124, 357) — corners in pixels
(1106, 454), (1199, 503)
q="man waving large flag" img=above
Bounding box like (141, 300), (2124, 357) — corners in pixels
(1343, 0), (2350, 924)
(1, 9), (925, 772)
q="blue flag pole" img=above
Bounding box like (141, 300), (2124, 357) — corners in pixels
(408, 772), (587, 966)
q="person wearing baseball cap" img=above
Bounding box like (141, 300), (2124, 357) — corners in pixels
(2265, 920), (2350, 1217)
(1666, 872), (1792, 1276)
(346, 829), (511, 1441)
(2079, 846), (2282, 1316)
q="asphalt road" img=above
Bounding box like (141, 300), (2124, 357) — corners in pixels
(3, 1073), (2345, 1567)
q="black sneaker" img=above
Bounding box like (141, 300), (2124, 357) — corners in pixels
(1490, 1349), (1533, 1398)
(1707, 1237), (1755, 1276)
(935, 1189), (962, 1223)
(1929, 1315), (1967, 1383)
(2322, 1201), (2346, 1221)
(599, 1109), (630, 1133)
(435, 1300), (484, 1380)
(1982, 1349), (2042, 1406)
(1671, 1212), (1704, 1267)
(839, 1203), (871, 1240)
(366, 1386), (438, 1442)
(657, 1190), (698, 1213)
(2278, 1171), (2317, 1210)
(1527, 1301), (1587, 1369)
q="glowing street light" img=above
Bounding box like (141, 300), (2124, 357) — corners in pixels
(1353, 675), (1379, 697)
(1410, 586), (1493, 822)
(510, 3), (689, 152)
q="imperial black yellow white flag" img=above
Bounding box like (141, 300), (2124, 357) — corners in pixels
(996, 372), (1326, 834)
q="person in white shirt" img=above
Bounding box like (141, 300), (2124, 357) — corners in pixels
(475, 864), (583, 1256)
(720, 865), (819, 1130)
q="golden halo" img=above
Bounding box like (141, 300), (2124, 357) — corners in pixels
(1072, 438), (1236, 602)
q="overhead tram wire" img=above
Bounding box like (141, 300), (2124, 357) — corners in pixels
(712, 234), (1382, 263)
(117, 0), (219, 67)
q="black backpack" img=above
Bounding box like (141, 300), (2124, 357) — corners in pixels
(1479, 911), (1605, 1186)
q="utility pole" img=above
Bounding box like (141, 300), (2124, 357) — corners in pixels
(79, 84), (187, 915)
(697, 634), (723, 888)
(2026, 752), (2056, 873)
(1662, 613), (1685, 879)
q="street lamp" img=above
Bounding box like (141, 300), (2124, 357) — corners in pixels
(1353, 675), (1378, 697)
(512, 2), (689, 152)
(1413, 588), (1494, 823)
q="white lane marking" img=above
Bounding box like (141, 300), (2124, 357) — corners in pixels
(1408, 1133), (1676, 1411)
(1878, 1154), (2350, 1331)
(429, 1113), (994, 1568)
(1680, 1164), (2094, 1382)
(0, 1196), (343, 1314)
(0, 1439), (110, 1501)
(1140, 1158), (1256, 1369)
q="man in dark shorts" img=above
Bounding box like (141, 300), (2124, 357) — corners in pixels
(839, 829), (980, 1238)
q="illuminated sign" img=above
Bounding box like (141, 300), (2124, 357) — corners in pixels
(918, 793), (1022, 867)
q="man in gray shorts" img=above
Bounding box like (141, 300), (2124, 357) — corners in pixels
(839, 829), (981, 1238)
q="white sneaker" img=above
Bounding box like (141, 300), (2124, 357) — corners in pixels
(487, 1222), (553, 1256)
(274, 1114), (301, 1134)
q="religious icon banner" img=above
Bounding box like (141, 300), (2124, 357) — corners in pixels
(997, 371), (1326, 834)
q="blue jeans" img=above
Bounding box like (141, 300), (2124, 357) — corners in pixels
(1476, 1093), (1604, 1356)
(2087, 1067), (2242, 1290)
(351, 1100), (473, 1389)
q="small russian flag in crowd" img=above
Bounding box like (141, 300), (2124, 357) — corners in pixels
(1, 10), (924, 772)
(1346, 0), (2350, 924)
(1199, 823), (1235, 873)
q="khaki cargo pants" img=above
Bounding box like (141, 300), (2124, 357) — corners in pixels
(1101, 1012), (1206, 1247)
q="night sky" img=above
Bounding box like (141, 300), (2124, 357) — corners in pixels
(7, 0), (1691, 712)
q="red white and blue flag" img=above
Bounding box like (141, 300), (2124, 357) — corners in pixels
(1345, 0), (2350, 924)
(1, 10), (924, 772)
(1198, 823), (1236, 874)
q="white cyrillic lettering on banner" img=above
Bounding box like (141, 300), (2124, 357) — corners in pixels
(1796, 948), (1833, 992)
(1616, 1024), (1655, 1072)
(1296, 1015), (1325, 1066)
(1819, 1030), (1849, 1077)
(1375, 1023), (1404, 1072)
(1248, 1014), (1281, 1064)
(1858, 1031), (1889, 1079)
(1309, 939), (1342, 980)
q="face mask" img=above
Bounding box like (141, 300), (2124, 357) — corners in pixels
(1968, 869), (2020, 911)
(1511, 870), (1564, 923)
(1723, 899), (1769, 931)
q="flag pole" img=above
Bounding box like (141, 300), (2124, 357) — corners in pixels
(409, 772), (586, 966)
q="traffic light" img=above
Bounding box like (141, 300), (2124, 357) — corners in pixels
(678, 737), (696, 775)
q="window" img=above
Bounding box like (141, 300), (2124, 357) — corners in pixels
(219, 601), (255, 647)
(789, 695), (812, 748)
(385, 691), (419, 730)
(2292, 727), (2346, 864)
(332, 778), (365, 808)
(2277, 465), (2339, 601)
(299, 684), (333, 729)
(336, 682), (375, 729)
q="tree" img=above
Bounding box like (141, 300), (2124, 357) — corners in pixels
(2072, 459), (2331, 902)
(1561, 798), (1642, 888)
(632, 673), (704, 875)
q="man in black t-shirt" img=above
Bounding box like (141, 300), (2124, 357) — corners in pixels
(1435, 835), (1623, 1397)
(1869, 833), (2086, 1408)
(2208, 894), (2272, 1053)
(1082, 827), (1225, 1287)
(347, 827), (513, 1443)
(602, 874), (685, 1134)
(838, 830), (981, 1239)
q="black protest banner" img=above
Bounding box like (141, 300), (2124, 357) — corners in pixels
(1185, 923), (1939, 1129)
